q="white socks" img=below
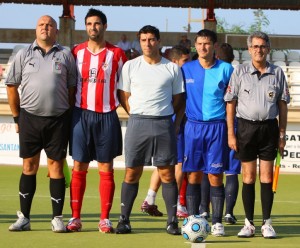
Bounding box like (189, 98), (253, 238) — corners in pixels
(145, 189), (157, 205)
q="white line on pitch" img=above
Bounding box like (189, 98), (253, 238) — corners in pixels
(191, 242), (206, 248)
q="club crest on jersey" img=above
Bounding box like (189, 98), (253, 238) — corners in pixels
(102, 63), (109, 70)
(89, 68), (97, 83)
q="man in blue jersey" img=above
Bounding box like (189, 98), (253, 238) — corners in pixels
(181, 29), (233, 237)
(199, 43), (241, 225)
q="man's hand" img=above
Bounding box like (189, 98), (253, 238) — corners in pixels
(228, 133), (238, 152)
(14, 123), (19, 133)
(278, 136), (286, 156)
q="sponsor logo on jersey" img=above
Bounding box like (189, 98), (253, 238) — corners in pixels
(89, 68), (97, 83)
(186, 78), (194, 84)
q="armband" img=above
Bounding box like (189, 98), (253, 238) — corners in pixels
(13, 116), (19, 124)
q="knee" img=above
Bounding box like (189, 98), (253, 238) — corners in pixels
(243, 175), (256, 184)
(160, 173), (175, 183)
(158, 166), (175, 183)
(208, 173), (223, 187)
(48, 160), (64, 178)
(124, 168), (142, 184)
(22, 165), (36, 175)
(188, 172), (202, 184)
(260, 175), (273, 184)
(22, 163), (38, 175)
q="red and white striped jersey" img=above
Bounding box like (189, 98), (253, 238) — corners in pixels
(72, 41), (127, 113)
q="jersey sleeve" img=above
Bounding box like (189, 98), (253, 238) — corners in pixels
(172, 65), (185, 95)
(224, 67), (240, 102)
(278, 68), (290, 104)
(118, 60), (131, 93)
(65, 50), (77, 88)
(5, 48), (27, 86)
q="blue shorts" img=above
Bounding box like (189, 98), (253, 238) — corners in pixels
(225, 123), (241, 175)
(183, 119), (229, 174)
(70, 107), (122, 163)
(177, 121), (185, 163)
(225, 149), (241, 175)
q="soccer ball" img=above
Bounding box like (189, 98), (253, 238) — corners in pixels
(181, 215), (210, 243)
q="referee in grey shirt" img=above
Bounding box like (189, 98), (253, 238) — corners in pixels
(224, 31), (290, 239)
(6, 15), (76, 233)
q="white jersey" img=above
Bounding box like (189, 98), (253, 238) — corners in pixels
(118, 56), (185, 116)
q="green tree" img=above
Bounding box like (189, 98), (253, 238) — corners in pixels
(217, 10), (270, 34)
(248, 9), (270, 33)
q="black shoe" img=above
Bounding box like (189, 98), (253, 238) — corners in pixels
(116, 215), (131, 234)
(224, 214), (237, 225)
(166, 217), (181, 235)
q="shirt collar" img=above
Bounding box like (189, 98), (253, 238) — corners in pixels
(32, 40), (60, 52)
(249, 61), (275, 75)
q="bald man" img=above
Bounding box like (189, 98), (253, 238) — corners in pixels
(6, 15), (76, 232)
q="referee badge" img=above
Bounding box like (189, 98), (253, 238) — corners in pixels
(52, 60), (62, 74)
(267, 89), (275, 101)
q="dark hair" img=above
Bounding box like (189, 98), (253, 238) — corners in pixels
(195, 29), (217, 44)
(85, 8), (107, 25)
(138, 25), (160, 40)
(217, 43), (234, 63)
(169, 45), (190, 61)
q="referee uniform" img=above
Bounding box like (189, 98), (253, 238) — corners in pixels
(224, 62), (290, 161)
(224, 31), (290, 239)
(6, 15), (76, 233)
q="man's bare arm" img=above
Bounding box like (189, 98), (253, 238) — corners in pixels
(117, 89), (131, 115)
(6, 85), (20, 132)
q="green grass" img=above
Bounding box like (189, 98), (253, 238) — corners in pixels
(0, 165), (299, 248)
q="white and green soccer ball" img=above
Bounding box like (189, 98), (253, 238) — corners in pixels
(181, 215), (210, 243)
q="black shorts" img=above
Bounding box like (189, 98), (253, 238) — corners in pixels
(125, 114), (177, 167)
(235, 118), (279, 162)
(19, 109), (70, 160)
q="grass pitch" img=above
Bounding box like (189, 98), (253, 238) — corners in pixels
(0, 165), (299, 248)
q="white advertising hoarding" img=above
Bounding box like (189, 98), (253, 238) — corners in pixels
(0, 122), (125, 168)
(0, 122), (299, 172)
(281, 131), (300, 172)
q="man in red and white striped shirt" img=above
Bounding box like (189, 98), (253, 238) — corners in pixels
(67, 8), (127, 233)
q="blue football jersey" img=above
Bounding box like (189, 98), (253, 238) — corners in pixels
(182, 59), (233, 121)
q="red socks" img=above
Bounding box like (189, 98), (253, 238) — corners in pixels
(179, 174), (188, 206)
(99, 170), (115, 220)
(70, 170), (87, 219)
